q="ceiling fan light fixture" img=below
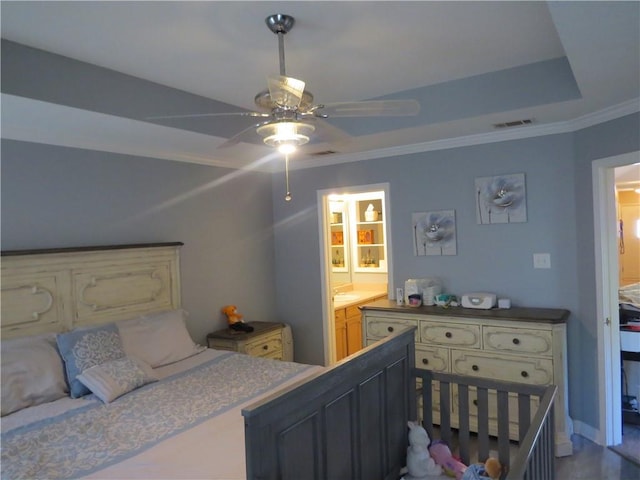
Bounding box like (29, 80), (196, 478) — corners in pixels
(257, 121), (315, 153)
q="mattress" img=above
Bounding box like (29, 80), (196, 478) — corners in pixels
(1, 349), (322, 480)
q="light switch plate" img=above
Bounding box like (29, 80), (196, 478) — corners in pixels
(533, 253), (551, 269)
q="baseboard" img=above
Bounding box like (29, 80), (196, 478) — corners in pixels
(573, 419), (604, 445)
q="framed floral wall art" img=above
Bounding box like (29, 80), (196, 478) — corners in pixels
(413, 210), (457, 256)
(475, 173), (527, 224)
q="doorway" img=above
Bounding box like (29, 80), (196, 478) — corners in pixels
(317, 183), (393, 365)
(593, 152), (640, 447)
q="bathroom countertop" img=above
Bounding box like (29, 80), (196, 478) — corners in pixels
(333, 287), (387, 309)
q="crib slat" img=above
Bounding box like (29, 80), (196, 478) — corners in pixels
(422, 374), (434, 441)
(497, 390), (510, 467)
(440, 381), (452, 446)
(518, 393), (531, 443)
(476, 387), (490, 461)
(457, 384), (470, 465)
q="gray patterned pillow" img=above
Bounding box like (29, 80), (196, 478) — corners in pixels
(56, 324), (126, 398)
(77, 356), (158, 403)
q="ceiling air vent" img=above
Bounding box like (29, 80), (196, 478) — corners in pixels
(309, 150), (338, 156)
(493, 119), (533, 129)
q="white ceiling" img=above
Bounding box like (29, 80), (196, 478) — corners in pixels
(1, 1), (639, 171)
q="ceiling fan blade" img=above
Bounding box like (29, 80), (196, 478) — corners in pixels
(145, 111), (270, 120)
(217, 120), (272, 149)
(312, 99), (420, 118)
(305, 118), (352, 145)
(267, 75), (306, 108)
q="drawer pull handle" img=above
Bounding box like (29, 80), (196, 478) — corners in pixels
(472, 365), (479, 372)
(521, 371), (528, 378)
(387, 326), (394, 333)
(473, 399), (478, 406)
(512, 338), (521, 345)
(263, 345), (269, 350)
(445, 332), (452, 338)
(422, 358), (429, 365)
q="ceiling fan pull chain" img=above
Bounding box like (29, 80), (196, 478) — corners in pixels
(284, 153), (292, 202)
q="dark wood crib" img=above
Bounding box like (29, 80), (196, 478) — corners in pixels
(243, 327), (556, 480)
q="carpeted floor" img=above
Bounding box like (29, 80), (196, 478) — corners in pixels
(609, 421), (640, 466)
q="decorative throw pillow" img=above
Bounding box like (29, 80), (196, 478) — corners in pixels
(117, 309), (205, 368)
(77, 356), (158, 403)
(1, 333), (69, 416)
(56, 324), (126, 398)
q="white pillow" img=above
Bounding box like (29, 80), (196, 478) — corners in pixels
(1, 334), (69, 416)
(117, 309), (205, 368)
(77, 356), (158, 403)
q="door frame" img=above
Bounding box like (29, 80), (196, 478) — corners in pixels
(593, 151), (639, 446)
(317, 182), (394, 365)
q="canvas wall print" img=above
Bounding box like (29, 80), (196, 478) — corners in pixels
(475, 173), (527, 224)
(413, 210), (457, 256)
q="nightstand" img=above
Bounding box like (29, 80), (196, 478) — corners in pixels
(207, 321), (287, 360)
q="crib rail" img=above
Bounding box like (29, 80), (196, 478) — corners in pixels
(414, 368), (556, 480)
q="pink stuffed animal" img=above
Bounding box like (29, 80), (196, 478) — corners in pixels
(428, 440), (467, 479)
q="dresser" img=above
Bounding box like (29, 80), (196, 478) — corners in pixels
(207, 322), (289, 360)
(361, 300), (572, 457)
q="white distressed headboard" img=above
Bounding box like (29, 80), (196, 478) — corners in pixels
(1, 243), (182, 339)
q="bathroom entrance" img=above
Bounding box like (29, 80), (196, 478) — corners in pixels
(317, 183), (393, 365)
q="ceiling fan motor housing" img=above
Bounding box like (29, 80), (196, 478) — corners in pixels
(265, 14), (294, 34)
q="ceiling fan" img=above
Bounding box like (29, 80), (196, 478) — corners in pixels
(149, 14), (420, 201)
(150, 14), (420, 155)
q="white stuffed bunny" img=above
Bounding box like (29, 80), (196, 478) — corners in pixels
(404, 421), (442, 479)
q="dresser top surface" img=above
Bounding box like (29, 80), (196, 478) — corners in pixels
(360, 299), (569, 324)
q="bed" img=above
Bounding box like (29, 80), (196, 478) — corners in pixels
(620, 282), (640, 307)
(1, 243), (556, 480)
(619, 282), (640, 324)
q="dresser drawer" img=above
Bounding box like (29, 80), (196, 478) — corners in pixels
(365, 316), (418, 341)
(451, 350), (553, 385)
(483, 326), (553, 357)
(415, 345), (449, 372)
(244, 331), (283, 359)
(420, 321), (480, 348)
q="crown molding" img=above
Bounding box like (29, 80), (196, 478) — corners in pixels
(294, 98), (640, 170)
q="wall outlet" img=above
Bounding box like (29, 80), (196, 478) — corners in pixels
(533, 253), (551, 269)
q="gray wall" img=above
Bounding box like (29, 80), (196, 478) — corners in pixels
(1, 139), (278, 344)
(273, 113), (640, 431)
(2, 112), (639, 433)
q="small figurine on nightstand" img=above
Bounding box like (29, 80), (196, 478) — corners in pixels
(221, 305), (254, 333)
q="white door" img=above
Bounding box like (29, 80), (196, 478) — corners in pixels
(594, 152), (640, 446)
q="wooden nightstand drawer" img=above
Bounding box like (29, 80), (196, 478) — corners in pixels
(245, 331), (283, 358)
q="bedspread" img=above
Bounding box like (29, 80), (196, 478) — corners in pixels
(1, 353), (313, 480)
